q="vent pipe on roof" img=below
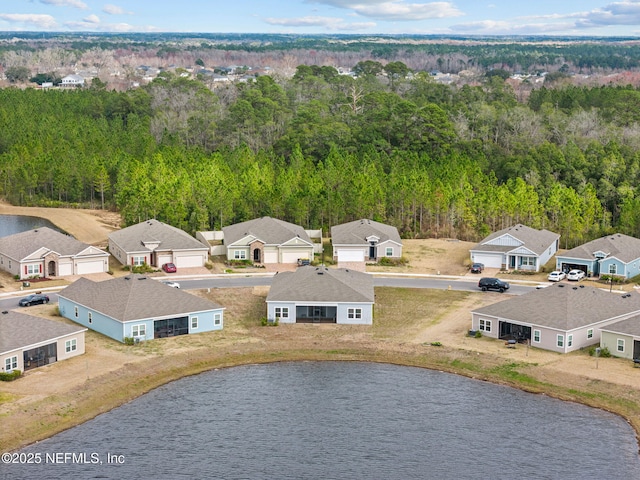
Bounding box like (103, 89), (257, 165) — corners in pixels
(1, 311), (7, 314)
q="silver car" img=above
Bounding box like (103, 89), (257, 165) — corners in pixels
(567, 269), (585, 281)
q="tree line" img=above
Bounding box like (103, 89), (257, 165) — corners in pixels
(1, 66), (640, 246)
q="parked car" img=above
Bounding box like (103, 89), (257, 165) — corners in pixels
(567, 269), (585, 281)
(547, 271), (566, 282)
(162, 263), (177, 273)
(297, 258), (311, 266)
(18, 293), (50, 307)
(470, 262), (484, 273)
(161, 280), (180, 288)
(478, 277), (510, 293)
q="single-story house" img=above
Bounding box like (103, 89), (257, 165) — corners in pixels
(0, 311), (86, 374)
(331, 219), (402, 264)
(555, 233), (640, 279)
(266, 266), (374, 325)
(60, 74), (85, 87)
(0, 227), (110, 279)
(221, 217), (315, 265)
(471, 284), (640, 353)
(109, 219), (209, 269)
(600, 317), (640, 361)
(58, 274), (224, 343)
(470, 224), (559, 272)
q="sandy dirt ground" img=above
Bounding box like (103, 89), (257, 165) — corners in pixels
(1, 208), (640, 452)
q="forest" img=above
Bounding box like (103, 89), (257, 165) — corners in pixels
(2, 59), (640, 246)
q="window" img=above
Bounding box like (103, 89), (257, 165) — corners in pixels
(233, 250), (246, 260)
(88, 312), (92, 324)
(479, 319), (492, 332)
(65, 339), (77, 353)
(191, 316), (198, 329)
(8, 260), (11, 269)
(5, 356), (18, 372)
(521, 257), (536, 267)
(74, 306), (79, 318)
(214, 313), (221, 326)
(348, 308), (362, 319)
(609, 264), (617, 275)
(275, 307), (289, 319)
(533, 330), (541, 343)
(557, 335), (564, 348)
(385, 247), (393, 256)
(617, 339), (625, 352)
(132, 256), (145, 266)
(587, 329), (593, 339)
(132, 324), (146, 337)
(567, 334), (573, 347)
(27, 264), (40, 275)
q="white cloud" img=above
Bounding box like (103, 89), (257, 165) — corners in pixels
(451, 19), (575, 35)
(40, 0), (88, 9)
(63, 19), (159, 32)
(265, 15), (375, 30)
(102, 4), (133, 15)
(0, 13), (58, 29)
(305, 0), (463, 21)
(82, 14), (100, 24)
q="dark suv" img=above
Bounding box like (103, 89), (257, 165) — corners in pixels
(478, 277), (510, 293)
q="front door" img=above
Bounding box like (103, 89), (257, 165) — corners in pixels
(369, 242), (376, 260)
(48, 260), (56, 276)
(634, 340), (640, 360)
(253, 248), (261, 263)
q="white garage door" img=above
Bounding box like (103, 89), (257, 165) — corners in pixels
(337, 249), (365, 262)
(281, 250), (304, 264)
(76, 260), (105, 275)
(472, 253), (502, 269)
(58, 263), (73, 276)
(157, 254), (173, 266)
(175, 255), (204, 268)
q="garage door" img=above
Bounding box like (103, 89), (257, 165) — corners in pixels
(175, 255), (204, 268)
(472, 253), (502, 269)
(282, 250), (304, 264)
(337, 249), (365, 262)
(76, 260), (105, 275)
(157, 254), (172, 266)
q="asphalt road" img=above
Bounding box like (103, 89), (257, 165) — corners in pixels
(2, 274), (535, 312)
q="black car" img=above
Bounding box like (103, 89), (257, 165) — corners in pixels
(478, 277), (510, 293)
(470, 262), (484, 273)
(18, 293), (50, 307)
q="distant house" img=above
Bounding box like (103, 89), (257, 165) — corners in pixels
(0, 311), (86, 374)
(555, 233), (640, 279)
(109, 219), (209, 269)
(471, 284), (640, 353)
(0, 227), (109, 279)
(470, 224), (559, 272)
(58, 274), (224, 343)
(331, 219), (402, 265)
(600, 317), (640, 361)
(60, 74), (84, 87)
(221, 217), (315, 265)
(266, 266), (374, 324)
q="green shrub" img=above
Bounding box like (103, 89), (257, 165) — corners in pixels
(0, 370), (22, 381)
(474, 330), (483, 338)
(261, 317), (279, 326)
(599, 274), (625, 284)
(430, 341), (443, 346)
(588, 346), (611, 357)
(377, 256), (408, 267)
(123, 336), (135, 345)
(131, 263), (155, 274)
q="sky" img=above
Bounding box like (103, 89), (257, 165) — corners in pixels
(2, 0), (640, 36)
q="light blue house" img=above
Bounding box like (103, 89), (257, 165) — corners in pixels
(58, 274), (224, 343)
(266, 266), (374, 324)
(556, 233), (640, 279)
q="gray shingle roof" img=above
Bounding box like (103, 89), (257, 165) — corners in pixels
(58, 274), (223, 322)
(0, 227), (101, 260)
(267, 266), (374, 303)
(223, 217), (311, 246)
(472, 284), (640, 331)
(109, 219), (207, 253)
(330, 219), (402, 246)
(600, 315), (640, 337)
(472, 224), (559, 256)
(0, 311), (86, 355)
(560, 233), (640, 263)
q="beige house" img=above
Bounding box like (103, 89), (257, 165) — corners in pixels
(331, 219), (402, 264)
(0, 227), (109, 279)
(0, 311), (86, 374)
(600, 317), (640, 361)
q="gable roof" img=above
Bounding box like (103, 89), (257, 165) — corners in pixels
(223, 217), (312, 246)
(472, 224), (559, 256)
(0, 311), (86, 355)
(331, 219), (402, 246)
(109, 219), (207, 253)
(267, 266), (374, 303)
(58, 274), (223, 322)
(0, 227), (106, 260)
(560, 233), (640, 264)
(472, 284), (640, 331)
